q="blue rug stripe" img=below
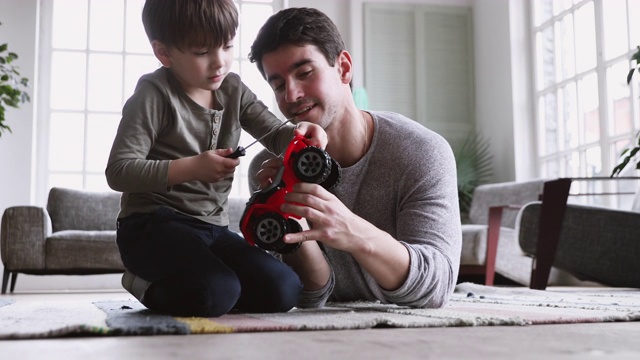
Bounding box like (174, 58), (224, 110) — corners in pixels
(0, 299), (15, 308)
(94, 300), (191, 335)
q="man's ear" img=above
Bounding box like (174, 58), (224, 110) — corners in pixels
(336, 50), (353, 85)
(151, 40), (172, 68)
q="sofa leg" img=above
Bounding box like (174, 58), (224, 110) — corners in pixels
(2, 269), (9, 294)
(484, 206), (503, 286)
(530, 178), (571, 290)
(10, 272), (17, 293)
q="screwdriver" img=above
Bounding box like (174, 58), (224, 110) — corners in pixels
(225, 118), (293, 159)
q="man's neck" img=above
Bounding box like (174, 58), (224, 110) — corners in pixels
(325, 108), (371, 168)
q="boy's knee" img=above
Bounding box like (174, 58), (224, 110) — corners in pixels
(260, 268), (303, 313)
(147, 273), (241, 317)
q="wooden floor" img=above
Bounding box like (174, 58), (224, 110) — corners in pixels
(1, 290), (640, 359)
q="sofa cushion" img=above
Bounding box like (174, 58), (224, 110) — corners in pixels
(468, 180), (544, 228)
(46, 230), (124, 271)
(227, 197), (247, 233)
(47, 187), (121, 232)
(460, 224), (515, 265)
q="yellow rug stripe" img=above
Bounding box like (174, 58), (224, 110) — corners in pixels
(175, 317), (234, 334)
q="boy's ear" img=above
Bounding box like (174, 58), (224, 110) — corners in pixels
(151, 40), (172, 68)
(336, 50), (353, 85)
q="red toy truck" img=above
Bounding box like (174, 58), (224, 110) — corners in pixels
(240, 135), (341, 253)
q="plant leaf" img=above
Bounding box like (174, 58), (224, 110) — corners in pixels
(632, 46), (640, 62)
(628, 68), (636, 85)
(454, 132), (493, 217)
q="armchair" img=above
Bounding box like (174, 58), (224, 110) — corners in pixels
(459, 180), (542, 285)
(1, 187), (125, 293)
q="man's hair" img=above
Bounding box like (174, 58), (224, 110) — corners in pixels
(249, 7), (346, 77)
(142, 0), (238, 51)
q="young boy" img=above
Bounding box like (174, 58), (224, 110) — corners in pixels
(105, 0), (325, 317)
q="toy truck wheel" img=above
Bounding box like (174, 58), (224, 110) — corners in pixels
(276, 219), (302, 254)
(254, 212), (288, 251)
(320, 158), (342, 190)
(293, 147), (331, 184)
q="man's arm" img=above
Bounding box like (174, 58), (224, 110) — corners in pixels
(281, 240), (331, 291)
(281, 183), (410, 291)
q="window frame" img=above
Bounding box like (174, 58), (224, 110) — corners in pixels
(530, 0), (640, 206)
(35, 0), (283, 204)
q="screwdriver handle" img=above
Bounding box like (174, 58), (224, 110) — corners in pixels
(226, 146), (246, 159)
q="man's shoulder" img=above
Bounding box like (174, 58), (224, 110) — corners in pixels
(369, 111), (454, 178)
(372, 111), (448, 146)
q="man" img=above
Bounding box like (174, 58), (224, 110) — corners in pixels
(248, 7), (461, 308)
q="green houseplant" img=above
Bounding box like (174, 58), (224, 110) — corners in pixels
(611, 46), (640, 177)
(454, 132), (493, 221)
(0, 21), (31, 138)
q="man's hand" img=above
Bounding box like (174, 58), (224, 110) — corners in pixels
(279, 182), (411, 291)
(280, 183), (370, 253)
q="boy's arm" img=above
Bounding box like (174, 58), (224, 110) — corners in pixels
(105, 82), (170, 193)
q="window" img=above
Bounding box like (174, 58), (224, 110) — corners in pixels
(531, 0), (640, 206)
(37, 0), (282, 203)
(363, 3), (474, 149)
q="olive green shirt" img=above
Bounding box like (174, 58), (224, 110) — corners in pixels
(106, 67), (293, 225)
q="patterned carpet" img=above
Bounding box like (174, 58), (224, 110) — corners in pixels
(1, 283), (639, 339)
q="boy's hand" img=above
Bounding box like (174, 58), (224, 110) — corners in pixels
(169, 148), (239, 185)
(255, 157), (283, 190)
(198, 148), (240, 182)
(294, 122), (328, 149)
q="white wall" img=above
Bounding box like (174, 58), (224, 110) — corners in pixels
(473, 0), (516, 183)
(0, 0), (38, 211)
(509, 0), (537, 181)
(0, 0), (531, 291)
(472, 0), (535, 182)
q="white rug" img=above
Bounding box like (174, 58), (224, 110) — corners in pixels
(1, 283), (639, 339)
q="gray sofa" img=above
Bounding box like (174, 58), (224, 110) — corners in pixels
(1, 187), (247, 294)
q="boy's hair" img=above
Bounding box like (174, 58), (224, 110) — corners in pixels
(249, 7), (346, 77)
(142, 0), (238, 51)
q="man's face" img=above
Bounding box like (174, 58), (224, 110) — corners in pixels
(261, 44), (347, 130)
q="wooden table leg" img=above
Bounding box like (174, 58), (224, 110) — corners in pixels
(529, 178), (572, 290)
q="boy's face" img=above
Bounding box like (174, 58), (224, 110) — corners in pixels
(261, 44), (352, 131)
(154, 40), (234, 98)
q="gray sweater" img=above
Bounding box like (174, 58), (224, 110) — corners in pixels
(251, 111), (462, 308)
(106, 67), (294, 225)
